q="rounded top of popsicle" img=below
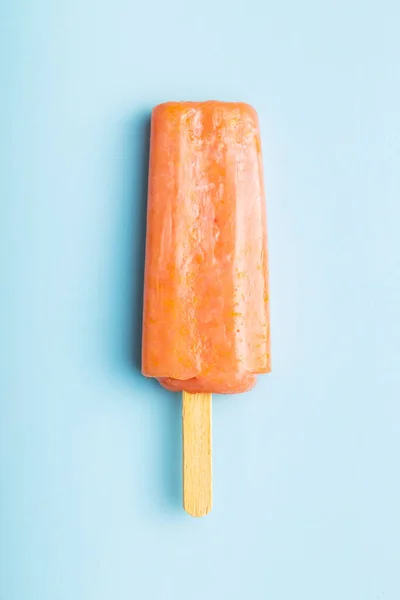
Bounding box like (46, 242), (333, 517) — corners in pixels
(152, 100), (259, 122)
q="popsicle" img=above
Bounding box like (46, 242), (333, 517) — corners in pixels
(142, 101), (270, 516)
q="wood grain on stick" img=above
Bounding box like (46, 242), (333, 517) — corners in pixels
(182, 391), (212, 517)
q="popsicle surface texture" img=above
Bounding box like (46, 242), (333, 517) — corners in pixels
(142, 101), (270, 394)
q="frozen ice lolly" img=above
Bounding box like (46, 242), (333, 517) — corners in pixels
(142, 101), (270, 516)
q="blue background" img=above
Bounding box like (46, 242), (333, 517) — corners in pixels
(1, 0), (399, 598)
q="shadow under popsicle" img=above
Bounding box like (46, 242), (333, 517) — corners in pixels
(121, 111), (182, 512)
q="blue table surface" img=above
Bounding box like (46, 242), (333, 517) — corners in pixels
(1, 1), (399, 598)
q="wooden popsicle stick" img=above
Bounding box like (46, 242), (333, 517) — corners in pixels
(182, 391), (212, 517)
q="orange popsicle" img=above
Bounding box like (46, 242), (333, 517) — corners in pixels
(142, 101), (270, 394)
(142, 101), (270, 516)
